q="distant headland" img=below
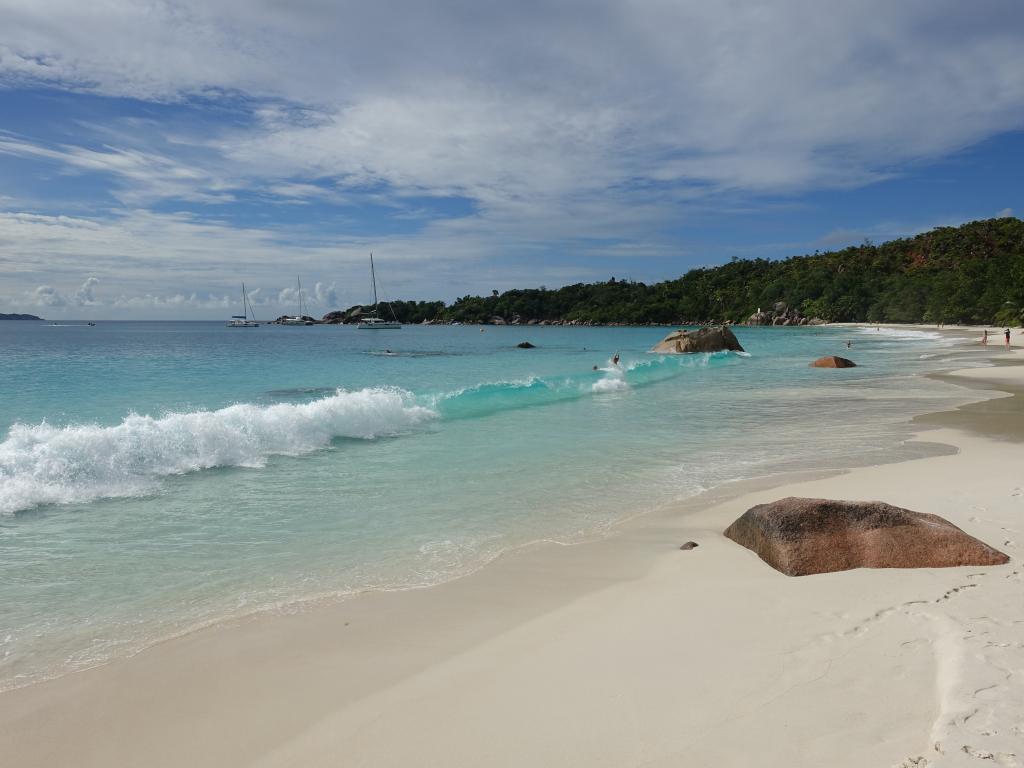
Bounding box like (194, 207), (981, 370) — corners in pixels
(0, 313), (44, 321)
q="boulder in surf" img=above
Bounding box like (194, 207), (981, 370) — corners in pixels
(810, 356), (856, 368)
(650, 326), (744, 354)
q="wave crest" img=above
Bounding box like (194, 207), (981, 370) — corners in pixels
(0, 388), (436, 514)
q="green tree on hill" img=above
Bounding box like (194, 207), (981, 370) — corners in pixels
(349, 218), (1024, 326)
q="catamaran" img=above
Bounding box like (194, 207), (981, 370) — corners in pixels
(280, 277), (315, 325)
(357, 254), (401, 329)
(227, 283), (260, 327)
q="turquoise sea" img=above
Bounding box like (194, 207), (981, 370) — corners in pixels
(0, 321), (973, 689)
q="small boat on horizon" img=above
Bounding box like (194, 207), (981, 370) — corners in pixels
(280, 277), (315, 325)
(227, 283), (260, 328)
(357, 254), (401, 330)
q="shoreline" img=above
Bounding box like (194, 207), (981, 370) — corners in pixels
(2, 325), (1021, 766)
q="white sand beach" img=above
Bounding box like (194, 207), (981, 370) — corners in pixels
(2, 329), (1022, 767)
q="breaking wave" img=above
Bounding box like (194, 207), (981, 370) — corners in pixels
(0, 388), (436, 515)
(1, 351), (744, 514)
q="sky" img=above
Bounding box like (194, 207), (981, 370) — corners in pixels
(1, 0), (1022, 319)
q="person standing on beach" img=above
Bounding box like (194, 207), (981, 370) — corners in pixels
(982, 329), (988, 345)
(1005, 328), (1011, 349)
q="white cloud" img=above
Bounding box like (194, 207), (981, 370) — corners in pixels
(0, 207), (613, 316)
(3, 1), (1023, 203)
(996, 207), (1014, 218)
(313, 281), (338, 307)
(0, 135), (232, 204)
(28, 285), (68, 306)
(112, 292), (232, 309)
(1, 1), (1023, 316)
(74, 276), (100, 305)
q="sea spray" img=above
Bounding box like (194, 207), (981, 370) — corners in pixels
(0, 388), (436, 514)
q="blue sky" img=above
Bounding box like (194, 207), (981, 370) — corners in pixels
(1, 0), (1022, 318)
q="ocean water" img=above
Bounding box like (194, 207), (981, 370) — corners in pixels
(0, 322), (975, 689)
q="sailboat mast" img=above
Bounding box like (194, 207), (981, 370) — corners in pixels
(243, 282), (257, 322)
(370, 253), (379, 308)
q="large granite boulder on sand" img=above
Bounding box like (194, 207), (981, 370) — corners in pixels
(724, 497), (1009, 576)
(811, 355), (856, 368)
(651, 326), (744, 354)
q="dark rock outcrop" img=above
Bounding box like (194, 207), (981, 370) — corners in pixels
(810, 355), (857, 368)
(724, 497), (1009, 576)
(650, 326), (745, 354)
(679, 541), (699, 551)
(516, 341), (536, 349)
(746, 303), (825, 327)
(322, 310), (347, 324)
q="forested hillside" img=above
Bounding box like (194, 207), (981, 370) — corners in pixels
(356, 217), (1024, 325)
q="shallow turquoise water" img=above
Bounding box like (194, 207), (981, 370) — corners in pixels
(0, 322), (970, 688)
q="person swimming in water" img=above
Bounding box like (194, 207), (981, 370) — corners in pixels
(612, 353), (620, 366)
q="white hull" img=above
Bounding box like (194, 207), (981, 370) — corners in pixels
(357, 321), (401, 329)
(227, 321), (259, 328)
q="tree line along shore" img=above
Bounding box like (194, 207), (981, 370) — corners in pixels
(314, 216), (1024, 327)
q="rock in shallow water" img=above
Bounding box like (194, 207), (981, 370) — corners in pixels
(516, 341), (536, 349)
(724, 497), (1009, 576)
(679, 541), (699, 550)
(810, 355), (856, 368)
(650, 326), (744, 354)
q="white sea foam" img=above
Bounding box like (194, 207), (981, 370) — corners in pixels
(0, 388), (436, 515)
(591, 376), (630, 393)
(855, 327), (944, 341)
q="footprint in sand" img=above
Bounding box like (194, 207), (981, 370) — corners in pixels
(960, 745), (1018, 765)
(936, 584), (978, 602)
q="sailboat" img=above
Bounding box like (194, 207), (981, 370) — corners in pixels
(357, 254), (401, 329)
(227, 283), (260, 327)
(280, 277), (315, 325)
